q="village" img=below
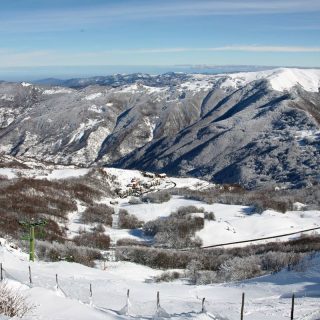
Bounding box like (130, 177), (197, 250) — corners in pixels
(118, 171), (170, 198)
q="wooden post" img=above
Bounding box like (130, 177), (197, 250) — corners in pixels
(126, 289), (130, 314)
(29, 225), (35, 262)
(55, 274), (59, 287)
(291, 293), (295, 320)
(28, 265), (32, 285)
(157, 291), (160, 308)
(0, 263), (3, 281)
(240, 292), (245, 320)
(202, 297), (206, 313)
(90, 283), (92, 298)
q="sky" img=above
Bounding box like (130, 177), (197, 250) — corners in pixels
(0, 0), (320, 79)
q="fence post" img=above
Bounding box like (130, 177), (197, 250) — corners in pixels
(0, 263), (3, 281)
(90, 283), (93, 298)
(28, 265), (32, 285)
(55, 274), (59, 288)
(291, 293), (295, 320)
(202, 297), (206, 313)
(240, 292), (245, 320)
(157, 291), (160, 309)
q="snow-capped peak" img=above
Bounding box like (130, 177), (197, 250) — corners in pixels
(222, 68), (320, 92)
(21, 82), (32, 87)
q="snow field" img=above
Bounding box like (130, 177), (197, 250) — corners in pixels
(120, 196), (320, 247)
(1, 239), (320, 320)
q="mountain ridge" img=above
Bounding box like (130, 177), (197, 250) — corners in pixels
(0, 68), (319, 188)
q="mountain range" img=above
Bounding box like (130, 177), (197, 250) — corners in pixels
(0, 67), (319, 188)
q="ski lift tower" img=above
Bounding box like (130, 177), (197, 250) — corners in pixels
(19, 218), (47, 262)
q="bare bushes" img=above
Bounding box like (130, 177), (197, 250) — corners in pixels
(118, 209), (144, 229)
(261, 251), (305, 273)
(154, 271), (182, 283)
(67, 182), (102, 205)
(0, 174), (111, 241)
(142, 191), (171, 203)
(116, 235), (319, 282)
(219, 255), (262, 281)
(116, 238), (148, 247)
(116, 246), (195, 269)
(128, 197), (143, 205)
(143, 207), (204, 248)
(170, 184), (320, 213)
(80, 204), (114, 225)
(73, 232), (110, 250)
(0, 282), (34, 318)
(36, 240), (103, 267)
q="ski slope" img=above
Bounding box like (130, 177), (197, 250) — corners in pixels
(0, 239), (320, 320)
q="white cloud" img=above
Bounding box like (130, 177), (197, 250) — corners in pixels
(1, 0), (320, 33)
(0, 45), (320, 67)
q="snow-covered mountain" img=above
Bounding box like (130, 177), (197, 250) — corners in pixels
(0, 68), (319, 188)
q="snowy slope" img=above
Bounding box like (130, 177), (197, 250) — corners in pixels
(220, 68), (320, 92)
(121, 196), (320, 246)
(1, 239), (320, 320)
(1, 164), (319, 247)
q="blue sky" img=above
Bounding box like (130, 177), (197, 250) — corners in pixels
(0, 0), (320, 75)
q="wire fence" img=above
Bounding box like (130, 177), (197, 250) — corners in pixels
(0, 262), (305, 320)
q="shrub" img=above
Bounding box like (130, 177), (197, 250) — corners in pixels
(204, 212), (216, 221)
(194, 271), (218, 285)
(80, 204), (114, 225)
(73, 232), (111, 250)
(143, 209), (204, 249)
(261, 251), (305, 273)
(0, 282), (34, 317)
(154, 271), (182, 282)
(142, 191), (171, 203)
(116, 238), (147, 247)
(175, 206), (204, 216)
(36, 240), (102, 267)
(92, 223), (105, 233)
(128, 197), (143, 205)
(219, 255), (262, 281)
(118, 209), (143, 229)
(116, 246), (195, 269)
(116, 236), (318, 281)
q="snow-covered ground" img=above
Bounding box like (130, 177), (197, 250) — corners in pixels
(119, 196), (320, 247)
(1, 165), (320, 319)
(219, 68), (320, 92)
(0, 239), (320, 320)
(1, 165), (319, 248)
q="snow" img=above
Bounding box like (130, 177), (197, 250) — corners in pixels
(42, 88), (72, 95)
(1, 237), (320, 320)
(0, 94), (14, 101)
(104, 168), (145, 188)
(122, 196), (320, 247)
(68, 119), (101, 144)
(294, 129), (320, 143)
(88, 104), (105, 113)
(120, 84), (168, 94)
(180, 79), (213, 92)
(21, 82), (32, 87)
(84, 92), (102, 100)
(197, 208), (320, 247)
(44, 168), (90, 180)
(221, 68), (320, 92)
(0, 168), (89, 180)
(0, 168), (17, 179)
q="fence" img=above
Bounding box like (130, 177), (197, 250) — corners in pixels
(0, 262), (298, 319)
